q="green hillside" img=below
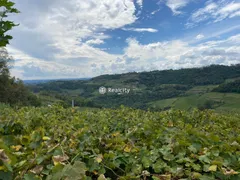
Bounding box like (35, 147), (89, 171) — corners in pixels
(27, 64), (240, 113)
(148, 92), (240, 113)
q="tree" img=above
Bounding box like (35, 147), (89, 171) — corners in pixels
(197, 100), (215, 111)
(0, 48), (11, 102)
(0, 0), (18, 84)
(0, 0), (17, 77)
(0, 47), (13, 75)
(0, 1), (41, 106)
(0, 0), (18, 104)
(0, 0), (20, 47)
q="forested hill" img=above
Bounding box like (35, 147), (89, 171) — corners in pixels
(28, 64), (240, 111)
(213, 79), (240, 93)
(92, 64), (240, 86)
(31, 64), (240, 91)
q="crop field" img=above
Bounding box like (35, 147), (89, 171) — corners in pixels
(185, 86), (217, 96)
(0, 106), (239, 180)
(149, 92), (240, 113)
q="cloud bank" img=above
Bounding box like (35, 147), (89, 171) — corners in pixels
(6, 0), (240, 79)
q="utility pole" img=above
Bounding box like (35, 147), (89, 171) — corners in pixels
(72, 99), (74, 108)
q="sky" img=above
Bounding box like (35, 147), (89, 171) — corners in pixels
(6, 0), (240, 80)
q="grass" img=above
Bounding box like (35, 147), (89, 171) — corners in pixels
(147, 98), (178, 109)
(185, 85), (217, 95)
(173, 94), (201, 110)
(37, 94), (61, 105)
(149, 92), (240, 113)
(214, 93), (240, 113)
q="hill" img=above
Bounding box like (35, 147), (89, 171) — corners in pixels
(23, 78), (90, 85)
(27, 64), (240, 112)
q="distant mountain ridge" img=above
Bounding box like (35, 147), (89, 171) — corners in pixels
(91, 64), (240, 86)
(23, 78), (90, 84)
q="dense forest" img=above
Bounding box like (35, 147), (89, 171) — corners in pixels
(138, 64), (240, 86)
(213, 79), (240, 93)
(31, 64), (240, 92)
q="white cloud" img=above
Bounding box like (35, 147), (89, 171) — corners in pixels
(151, 8), (161, 15)
(196, 34), (205, 40)
(122, 27), (158, 32)
(86, 39), (104, 45)
(187, 25), (240, 44)
(229, 10), (240, 18)
(136, 0), (143, 8)
(8, 0), (140, 79)
(10, 0), (138, 45)
(120, 34), (240, 71)
(165, 0), (191, 15)
(186, 1), (240, 28)
(219, 2), (240, 14)
(8, 47), (89, 79)
(9, 33), (240, 79)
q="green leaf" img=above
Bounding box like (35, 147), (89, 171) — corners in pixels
(98, 174), (107, 180)
(192, 172), (202, 179)
(0, 171), (13, 180)
(199, 155), (211, 164)
(51, 164), (64, 173)
(192, 163), (202, 171)
(188, 145), (197, 153)
(199, 175), (215, 180)
(132, 164), (142, 174)
(24, 173), (40, 180)
(62, 161), (86, 179)
(153, 160), (167, 173)
(208, 165), (217, 172)
(142, 156), (151, 168)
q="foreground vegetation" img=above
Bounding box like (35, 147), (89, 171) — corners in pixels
(0, 106), (239, 179)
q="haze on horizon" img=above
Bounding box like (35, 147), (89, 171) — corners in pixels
(7, 0), (240, 80)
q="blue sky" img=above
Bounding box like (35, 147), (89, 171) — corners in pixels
(6, 0), (240, 79)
